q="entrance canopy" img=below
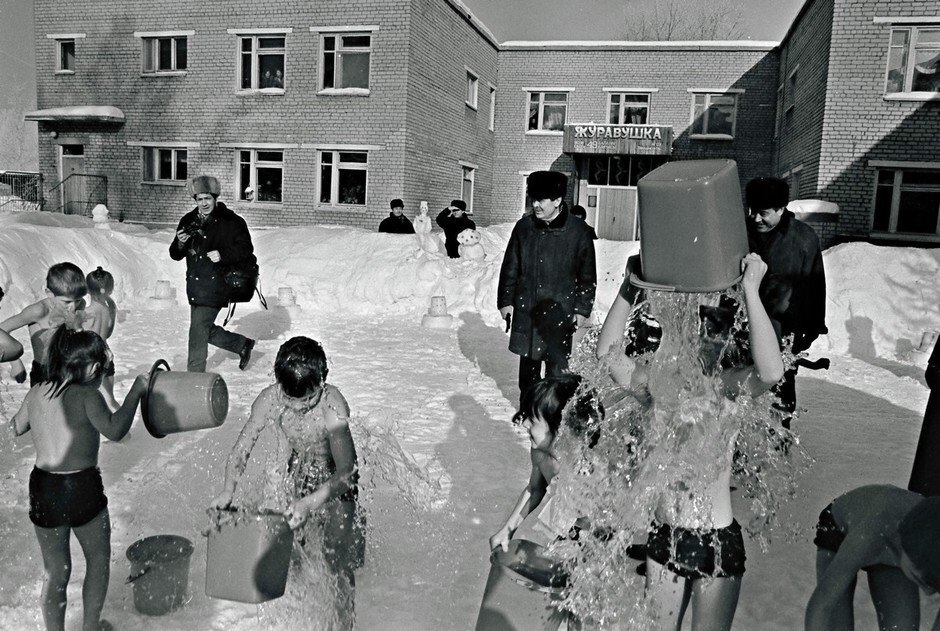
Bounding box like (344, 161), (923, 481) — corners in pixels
(562, 123), (672, 155)
(24, 105), (125, 124)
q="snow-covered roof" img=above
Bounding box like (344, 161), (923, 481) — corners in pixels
(24, 105), (125, 123)
(500, 40), (779, 51)
(788, 199), (840, 215)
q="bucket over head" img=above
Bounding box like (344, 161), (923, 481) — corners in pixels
(632, 159), (749, 293)
(126, 535), (194, 616)
(143, 359), (228, 438)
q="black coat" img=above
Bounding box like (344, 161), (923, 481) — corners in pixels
(497, 209), (597, 360)
(169, 202), (256, 309)
(748, 210), (827, 351)
(378, 213), (416, 234)
(436, 208), (476, 258)
(909, 336), (940, 495)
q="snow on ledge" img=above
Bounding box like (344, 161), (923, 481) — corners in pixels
(24, 105), (125, 123)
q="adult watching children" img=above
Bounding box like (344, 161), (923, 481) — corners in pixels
(378, 198), (416, 234)
(169, 175), (257, 372)
(436, 199), (475, 258)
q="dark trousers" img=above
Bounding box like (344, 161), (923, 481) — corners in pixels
(518, 355), (566, 403)
(187, 305), (248, 372)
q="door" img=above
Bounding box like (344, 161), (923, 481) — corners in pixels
(596, 187), (637, 241)
(60, 144), (85, 214)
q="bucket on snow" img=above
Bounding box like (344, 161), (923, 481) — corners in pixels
(142, 359), (228, 438)
(205, 508), (294, 603)
(632, 159), (749, 293)
(474, 539), (570, 631)
(125, 535), (194, 616)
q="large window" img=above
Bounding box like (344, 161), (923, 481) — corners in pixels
(320, 33), (371, 92)
(527, 91), (568, 132)
(587, 155), (670, 187)
(608, 93), (650, 125)
(873, 168), (940, 236)
(238, 150), (283, 203)
(142, 147), (188, 183)
(141, 36), (188, 74)
(461, 165), (475, 212)
(690, 92), (738, 138)
(319, 150), (368, 205)
(885, 26), (940, 95)
(238, 35), (286, 91)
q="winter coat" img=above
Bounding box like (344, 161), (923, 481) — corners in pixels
(169, 202), (256, 309)
(497, 208), (597, 360)
(378, 213), (416, 234)
(436, 208), (476, 258)
(748, 209), (827, 351)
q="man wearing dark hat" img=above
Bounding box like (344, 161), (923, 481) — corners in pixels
(170, 175), (257, 372)
(746, 176), (827, 426)
(497, 170), (597, 401)
(436, 199), (476, 258)
(378, 198), (416, 234)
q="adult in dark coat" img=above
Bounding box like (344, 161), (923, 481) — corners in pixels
(746, 177), (827, 427)
(436, 199), (475, 258)
(378, 198), (416, 234)
(498, 171), (597, 402)
(169, 175), (256, 372)
(909, 336), (940, 496)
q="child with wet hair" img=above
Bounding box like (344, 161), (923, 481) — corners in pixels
(490, 373), (602, 552)
(11, 327), (147, 631)
(1, 262), (87, 385)
(83, 267), (118, 408)
(213, 336), (364, 629)
(806, 484), (940, 630)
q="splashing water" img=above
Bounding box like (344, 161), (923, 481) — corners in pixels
(550, 290), (808, 628)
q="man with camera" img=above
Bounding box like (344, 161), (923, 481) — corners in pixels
(169, 175), (256, 372)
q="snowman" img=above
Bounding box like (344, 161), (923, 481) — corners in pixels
(457, 228), (486, 260)
(413, 200), (438, 254)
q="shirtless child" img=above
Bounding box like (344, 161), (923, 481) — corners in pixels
(83, 267), (118, 409)
(0, 284), (24, 364)
(12, 327), (147, 631)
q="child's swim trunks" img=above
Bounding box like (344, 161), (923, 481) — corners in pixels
(29, 466), (108, 528)
(645, 520), (746, 579)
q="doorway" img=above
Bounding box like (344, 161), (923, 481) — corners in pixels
(595, 188), (637, 240)
(59, 144), (85, 214)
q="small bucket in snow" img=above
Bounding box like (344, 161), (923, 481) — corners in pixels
(126, 534), (194, 616)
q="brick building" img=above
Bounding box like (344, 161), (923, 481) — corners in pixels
(26, 0), (940, 245)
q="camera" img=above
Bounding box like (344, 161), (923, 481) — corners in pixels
(180, 221), (204, 238)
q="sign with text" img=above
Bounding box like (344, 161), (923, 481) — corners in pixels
(562, 124), (673, 155)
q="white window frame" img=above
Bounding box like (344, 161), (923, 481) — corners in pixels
(317, 148), (369, 207)
(228, 29), (291, 94)
(135, 31), (193, 76)
(870, 162), (940, 238)
(140, 146), (189, 185)
(882, 24), (940, 100)
(784, 66), (798, 128)
(525, 88), (572, 134)
(466, 68), (479, 109)
(460, 162), (476, 212)
(313, 27), (376, 95)
(687, 89), (743, 140)
(605, 90), (654, 125)
(47, 34), (84, 74)
(234, 148), (285, 204)
(488, 85), (496, 132)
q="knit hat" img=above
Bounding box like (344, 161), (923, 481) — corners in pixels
(450, 199), (467, 211)
(745, 177), (789, 211)
(390, 198), (404, 209)
(527, 171), (567, 201)
(189, 175), (221, 198)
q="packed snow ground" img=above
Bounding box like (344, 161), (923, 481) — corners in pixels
(0, 211), (938, 630)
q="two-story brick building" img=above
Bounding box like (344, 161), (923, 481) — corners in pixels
(26, 0), (940, 245)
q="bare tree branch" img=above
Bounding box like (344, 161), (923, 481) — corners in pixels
(622, 0), (745, 41)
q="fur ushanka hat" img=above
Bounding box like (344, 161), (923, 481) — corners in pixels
(527, 171), (567, 201)
(189, 175), (221, 198)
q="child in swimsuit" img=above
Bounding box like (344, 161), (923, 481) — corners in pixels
(807, 484), (940, 631)
(596, 253), (783, 631)
(11, 327), (148, 631)
(83, 267), (118, 409)
(0, 262), (87, 385)
(213, 336), (364, 630)
(0, 283), (25, 364)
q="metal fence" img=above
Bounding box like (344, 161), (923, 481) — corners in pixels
(48, 173), (108, 216)
(0, 171), (44, 212)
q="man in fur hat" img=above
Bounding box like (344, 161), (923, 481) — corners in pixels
(746, 176), (827, 427)
(497, 170), (597, 402)
(169, 175), (257, 372)
(436, 199), (476, 258)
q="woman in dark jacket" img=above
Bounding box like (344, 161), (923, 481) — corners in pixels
(169, 175), (256, 372)
(436, 199), (475, 258)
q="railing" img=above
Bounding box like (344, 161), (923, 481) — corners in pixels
(0, 171), (44, 212)
(47, 173), (108, 216)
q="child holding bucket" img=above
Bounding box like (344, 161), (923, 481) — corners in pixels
(83, 267), (118, 410)
(213, 336), (364, 629)
(11, 326), (148, 631)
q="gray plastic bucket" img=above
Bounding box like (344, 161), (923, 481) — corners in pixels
(126, 535), (194, 616)
(142, 359), (228, 438)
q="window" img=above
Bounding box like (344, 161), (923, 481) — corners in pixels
(238, 35), (285, 91)
(608, 93), (650, 125)
(789, 169), (802, 200)
(461, 165), (475, 211)
(774, 86), (783, 138)
(142, 36), (188, 74)
(690, 92), (738, 138)
(318, 150), (368, 205)
(785, 68), (798, 127)
(873, 168), (940, 236)
(587, 155), (670, 187)
(466, 70), (479, 109)
(489, 87), (496, 131)
(238, 150), (283, 203)
(320, 33), (371, 92)
(142, 147), (188, 183)
(57, 39), (75, 73)
(527, 91), (568, 132)
(885, 26), (940, 95)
